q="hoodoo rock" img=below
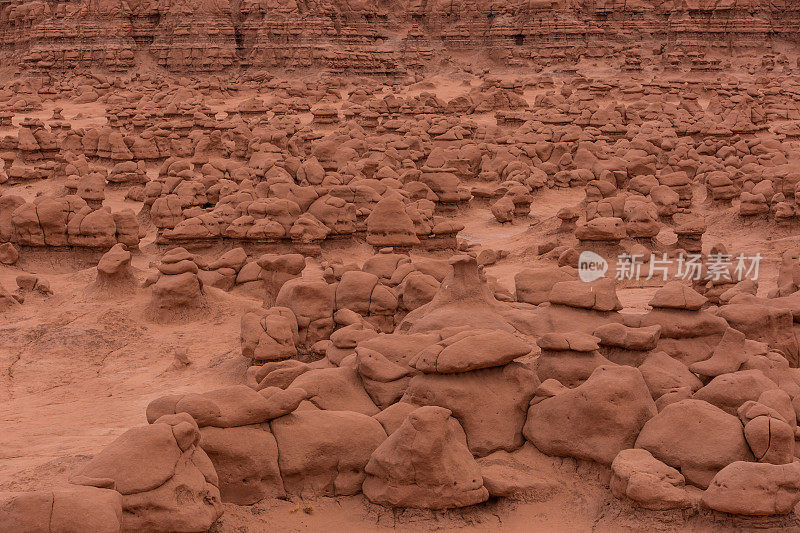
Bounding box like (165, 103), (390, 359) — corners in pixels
(366, 196), (420, 249)
(362, 406), (489, 509)
(91, 243), (136, 293)
(148, 247), (205, 315)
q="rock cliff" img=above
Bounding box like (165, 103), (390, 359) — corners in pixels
(1, 0), (798, 72)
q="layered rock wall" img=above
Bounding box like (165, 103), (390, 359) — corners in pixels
(0, 0), (798, 72)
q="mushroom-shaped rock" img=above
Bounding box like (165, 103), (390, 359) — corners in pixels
(92, 243), (134, 292)
(151, 248), (204, 312)
(399, 254), (516, 334)
(366, 196), (420, 248)
(535, 332), (614, 387)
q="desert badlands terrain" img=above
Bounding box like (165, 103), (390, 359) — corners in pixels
(5, 1), (800, 532)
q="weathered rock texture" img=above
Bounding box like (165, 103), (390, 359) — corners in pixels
(2, 1), (799, 72)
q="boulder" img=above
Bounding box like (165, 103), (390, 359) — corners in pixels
(638, 351), (703, 400)
(702, 461), (800, 515)
(548, 279), (621, 312)
(70, 414), (222, 532)
(575, 217), (626, 241)
(524, 366), (657, 465)
(257, 253), (305, 306)
(240, 307), (298, 361)
(476, 444), (561, 500)
(198, 424), (284, 505)
(289, 365), (379, 415)
(718, 300), (800, 367)
(624, 308), (728, 366)
(356, 347), (414, 409)
(693, 370), (780, 416)
(515, 267), (576, 305)
(247, 360), (311, 391)
(0, 486), (123, 533)
(270, 410), (387, 496)
(275, 277), (335, 346)
(610, 448), (694, 510)
(689, 328), (748, 377)
(743, 414), (795, 465)
(402, 362), (538, 456)
(362, 406), (488, 509)
(594, 323), (661, 352)
(634, 399), (753, 488)
(409, 329), (531, 373)
(146, 385), (306, 427)
(0, 282), (21, 312)
(0, 242), (18, 265)
(649, 282), (707, 310)
(491, 196), (515, 223)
